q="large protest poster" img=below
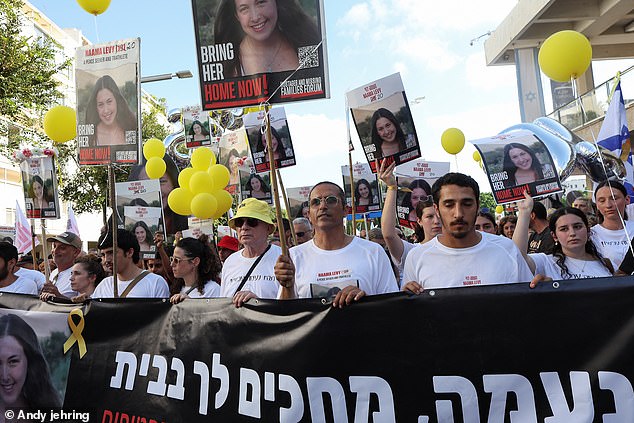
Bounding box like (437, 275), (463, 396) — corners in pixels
(0, 276), (631, 421)
(183, 217), (214, 239)
(244, 107), (296, 173)
(341, 163), (380, 214)
(183, 105), (215, 148)
(347, 73), (421, 172)
(75, 38), (142, 165)
(395, 160), (449, 228)
(19, 155), (60, 219)
(218, 128), (253, 195)
(287, 185), (312, 219)
(115, 180), (164, 260)
(191, 0), (329, 110)
(472, 130), (562, 204)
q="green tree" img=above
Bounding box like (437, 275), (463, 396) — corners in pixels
(0, 0), (70, 122)
(479, 192), (496, 211)
(59, 97), (170, 223)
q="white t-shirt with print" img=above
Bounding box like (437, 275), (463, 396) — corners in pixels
(0, 276), (38, 295)
(50, 267), (78, 298)
(285, 237), (399, 299)
(180, 280), (221, 298)
(220, 244), (282, 299)
(14, 267), (46, 292)
(403, 232), (533, 289)
(590, 221), (634, 269)
(92, 272), (169, 298)
(530, 253), (612, 280)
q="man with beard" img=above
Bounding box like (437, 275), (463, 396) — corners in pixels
(0, 242), (37, 294)
(402, 173), (532, 292)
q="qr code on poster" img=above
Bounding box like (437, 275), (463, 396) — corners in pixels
(298, 45), (319, 69)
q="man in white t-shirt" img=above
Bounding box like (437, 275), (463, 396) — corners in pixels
(40, 231), (82, 298)
(92, 229), (169, 299)
(220, 198), (281, 307)
(0, 242), (37, 295)
(15, 255), (46, 292)
(403, 173), (533, 291)
(275, 182), (398, 307)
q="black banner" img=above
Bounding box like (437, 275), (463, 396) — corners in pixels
(2, 277), (634, 422)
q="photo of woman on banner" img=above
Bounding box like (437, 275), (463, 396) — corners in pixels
(85, 75), (137, 147)
(371, 108), (408, 160)
(243, 173), (272, 202)
(20, 156), (59, 219)
(129, 155), (188, 237)
(354, 178), (378, 208)
(29, 174), (54, 211)
(132, 221), (154, 252)
(188, 119), (211, 143)
(502, 142), (545, 187)
(398, 178), (432, 224)
(213, 0), (321, 76)
(256, 126), (292, 163)
(0, 313), (61, 410)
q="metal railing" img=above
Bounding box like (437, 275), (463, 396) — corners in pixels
(546, 65), (634, 129)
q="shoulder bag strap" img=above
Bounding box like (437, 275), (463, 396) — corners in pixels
(120, 271), (150, 298)
(234, 244), (272, 295)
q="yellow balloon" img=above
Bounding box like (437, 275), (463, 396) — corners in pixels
(178, 167), (196, 189)
(191, 193), (218, 220)
(189, 171), (215, 195)
(143, 138), (165, 160)
(495, 205), (504, 214)
(44, 106), (76, 143)
(145, 157), (166, 180)
(213, 189), (233, 218)
(207, 164), (230, 189)
(191, 147), (215, 170)
(538, 30), (592, 82)
(473, 151), (481, 162)
(76, 0), (111, 15)
(441, 128), (465, 155)
(168, 187), (194, 216)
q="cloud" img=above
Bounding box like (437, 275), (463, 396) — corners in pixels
(465, 52), (516, 90)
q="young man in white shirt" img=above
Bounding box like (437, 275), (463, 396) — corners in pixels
(92, 229), (169, 299)
(275, 182), (398, 307)
(0, 242), (37, 295)
(14, 254), (46, 292)
(41, 231), (82, 298)
(403, 173), (533, 292)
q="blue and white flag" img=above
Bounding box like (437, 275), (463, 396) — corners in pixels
(598, 81), (633, 198)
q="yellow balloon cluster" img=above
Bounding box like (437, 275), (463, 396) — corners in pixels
(168, 148), (233, 220)
(44, 106), (76, 143)
(538, 30), (592, 82)
(76, 0), (111, 15)
(441, 128), (465, 155)
(143, 139), (166, 179)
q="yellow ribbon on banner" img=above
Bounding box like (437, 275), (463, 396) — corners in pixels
(63, 309), (87, 358)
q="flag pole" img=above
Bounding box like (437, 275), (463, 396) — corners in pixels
(276, 168), (297, 246)
(30, 220), (37, 270)
(108, 164), (119, 297)
(40, 219), (50, 282)
(348, 153), (356, 235)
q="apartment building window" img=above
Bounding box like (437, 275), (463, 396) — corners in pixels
(5, 209), (14, 227)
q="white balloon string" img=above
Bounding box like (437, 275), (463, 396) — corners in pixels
(93, 15), (100, 43)
(265, 40), (323, 103)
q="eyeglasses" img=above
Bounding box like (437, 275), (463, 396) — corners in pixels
(295, 231), (306, 237)
(234, 217), (260, 228)
(309, 196), (340, 208)
(169, 256), (194, 265)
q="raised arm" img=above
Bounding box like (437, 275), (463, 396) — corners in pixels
(378, 159), (404, 263)
(512, 191), (536, 273)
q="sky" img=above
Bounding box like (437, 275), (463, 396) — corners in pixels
(28, 0), (634, 194)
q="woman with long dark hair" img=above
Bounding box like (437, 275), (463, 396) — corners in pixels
(132, 221), (153, 252)
(169, 235), (222, 303)
(514, 192), (612, 281)
(256, 126), (287, 162)
(85, 75), (137, 146)
(354, 178), (377, 207)
(214, 0), (321, 76)
(502, 143), (544, 187)
(188, 120), (210, 142)
(370, 108), (407, 159)
(30, 175), (53, 210)
(246, 174), (271, 200)
(400, 179), (432, 223)
(0, 314), (61, 410)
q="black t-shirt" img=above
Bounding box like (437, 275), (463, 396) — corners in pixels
(528, 227), (554, 254)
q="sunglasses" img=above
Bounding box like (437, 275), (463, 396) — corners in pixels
(309, 196), (340, 208)
(169, 256), (194, 265)
(295, 231), (306, 237)
(234, 217), (260, 228)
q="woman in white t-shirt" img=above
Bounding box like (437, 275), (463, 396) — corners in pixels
(169, 235), (222, 304)
(514, 192), (613, 282)
(40, 254), (105, 302)
(590, 180), (634, 269)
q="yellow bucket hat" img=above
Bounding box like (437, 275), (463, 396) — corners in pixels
(228, 198), (275, 229)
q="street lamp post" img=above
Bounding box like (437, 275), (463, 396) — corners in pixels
(140, 70), (193, 84)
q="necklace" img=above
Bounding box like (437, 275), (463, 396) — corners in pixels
(264, 37), (283, 72)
